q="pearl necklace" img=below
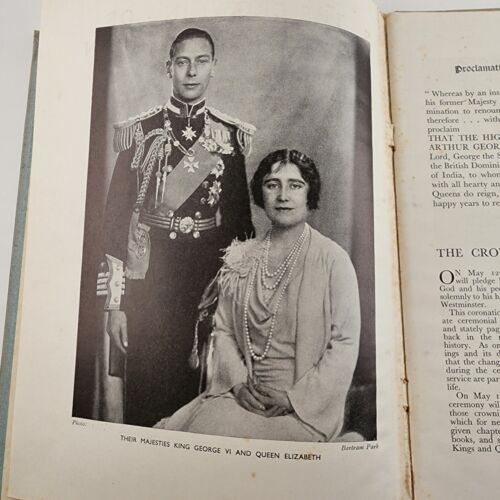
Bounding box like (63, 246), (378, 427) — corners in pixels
(244, 226), (308, 361)
(261, 226), (307, 290)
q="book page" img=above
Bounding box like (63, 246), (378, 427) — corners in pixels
(388, 10), (500, 499)
(3, 1), (407, 498)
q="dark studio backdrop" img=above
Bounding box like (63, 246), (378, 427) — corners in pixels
(72, 16), (375, 438)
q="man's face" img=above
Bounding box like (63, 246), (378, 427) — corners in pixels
(168, 37), (216, 104)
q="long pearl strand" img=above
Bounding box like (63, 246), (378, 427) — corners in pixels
(244, 226), (308, 361)
(261, 226), (307, 290)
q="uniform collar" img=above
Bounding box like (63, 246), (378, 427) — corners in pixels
(167, 95), (206, 118)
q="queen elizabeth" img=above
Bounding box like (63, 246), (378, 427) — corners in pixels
(155, 149), (361, 442)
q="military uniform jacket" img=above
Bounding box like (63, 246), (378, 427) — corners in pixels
(100, 97), (255, 309)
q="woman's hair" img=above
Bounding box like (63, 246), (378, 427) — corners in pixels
(250, 149), (321, 210)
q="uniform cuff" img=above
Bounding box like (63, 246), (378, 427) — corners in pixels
(97, 254), (125, 310)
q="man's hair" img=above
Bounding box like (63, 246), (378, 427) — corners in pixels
(250, 149), (321, 210)
(169, 28), (215, 59)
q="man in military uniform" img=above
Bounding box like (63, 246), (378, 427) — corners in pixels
(100, 28), (255, 426)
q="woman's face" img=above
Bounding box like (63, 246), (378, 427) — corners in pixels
(262, 162), (309, 229)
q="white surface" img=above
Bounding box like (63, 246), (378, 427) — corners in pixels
(0, 0), (41, 361)
(1, 0), (500, 359)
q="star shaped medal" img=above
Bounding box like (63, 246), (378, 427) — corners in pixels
(182, 125), (197, 141)
(183, 157), (199, 173)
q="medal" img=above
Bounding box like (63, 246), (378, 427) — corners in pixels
(183, 157), (199, 173)
(181, 125), (197, 141)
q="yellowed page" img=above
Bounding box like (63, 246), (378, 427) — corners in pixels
(389, 10), (500, 500)
(3, 1), (407, 498)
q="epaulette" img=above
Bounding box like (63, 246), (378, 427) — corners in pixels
(207, 106), (256, 157)
(113, 104), (164, 153)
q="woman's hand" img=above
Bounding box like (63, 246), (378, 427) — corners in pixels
(246, 380), (293, 417)
(251, 383), (293, 413)
(233, 381), (294, 417)
(232, 383), (267, 416)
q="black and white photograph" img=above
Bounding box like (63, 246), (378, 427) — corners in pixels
(72, 16), (375, 443)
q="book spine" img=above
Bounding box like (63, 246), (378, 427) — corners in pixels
(0, 31), (39, 489)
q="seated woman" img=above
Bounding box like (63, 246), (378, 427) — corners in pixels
(155, 149), (361, 442)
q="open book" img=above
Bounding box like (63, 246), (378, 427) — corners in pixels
(2, 0), (499, 498)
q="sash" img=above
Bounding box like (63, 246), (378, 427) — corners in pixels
(162, 135), (220, 212)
